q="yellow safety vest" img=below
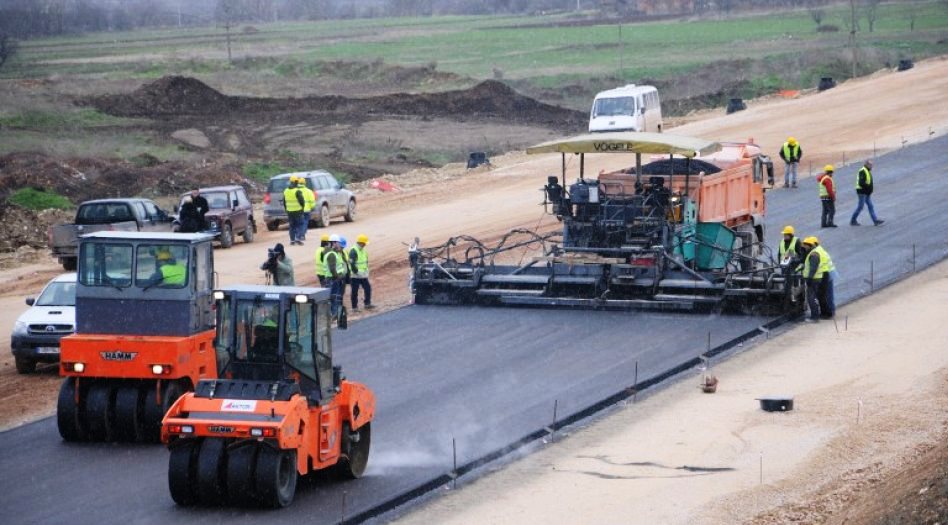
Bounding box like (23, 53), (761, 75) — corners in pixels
(314, 246), (330, 277)
(350, 245), (368, 277)
(856, 167), (872, 190)
(326, 251), (348, 277)
(160, 263), (186, 285)
(782, 142), (800, 161)
(283, 187), (304, 212)
(803, 246), (835, 279)
(818, 175), (831, 198)
(301, 187), (316, 213)
(778, 237), (798, 261)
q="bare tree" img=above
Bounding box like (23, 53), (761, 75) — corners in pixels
(809, 7), (825, 26)
(0, 34), (18, 70)
(216, 0), (241, 62)
(905, 1), (920, 31)
(848, 0), (858, 78)
(861, 0), (881, 33)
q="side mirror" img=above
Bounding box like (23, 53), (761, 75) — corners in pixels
(25, 297), (35, 306)
(232, 199), (238, 209)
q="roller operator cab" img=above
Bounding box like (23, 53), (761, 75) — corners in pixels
(57, 232), (218, 443)
(161, 285), (375, 508)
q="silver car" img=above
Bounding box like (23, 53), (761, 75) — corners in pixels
(263, 171), (356, 231)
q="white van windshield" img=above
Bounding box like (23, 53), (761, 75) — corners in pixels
(593, 96), (636, 117)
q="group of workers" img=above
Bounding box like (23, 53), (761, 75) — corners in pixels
(778, 226), (835, 322)
(282, 176), (317, 246)
(263, 231), (374, 319)
(781, 137), (885, 227)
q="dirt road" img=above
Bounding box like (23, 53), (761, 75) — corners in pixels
(2, 57), (948, 430)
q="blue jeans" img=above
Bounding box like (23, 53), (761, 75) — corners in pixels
(784, 162), (798, 186)
(850, 194), (879, 224)
(301, 212), (311, 240)
(287, 211), (304, 242)
(350, 278), (372, 308)
(329, 278), (345, 317)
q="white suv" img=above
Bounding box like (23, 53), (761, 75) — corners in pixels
(11, 273), (76, 374)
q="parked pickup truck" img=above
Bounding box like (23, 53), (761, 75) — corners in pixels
(48, 198), (175, 270)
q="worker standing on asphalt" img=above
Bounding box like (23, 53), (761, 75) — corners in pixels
(801, 237), (836, 321)
(314, 233), (331, 287)
(777, 225), (804, 267)
(817, 165), (838, 228)
(349, 233), (375, 311)
(850, 160), (885, 226)
(283, 177), (306, 245)
(779, 136), (802, 188)
(324, 234), (349, 319)
(299, 179), (316, 242)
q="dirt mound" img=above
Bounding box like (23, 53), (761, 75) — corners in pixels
(86, 76), (585, 128)
(90, 76), (237, 117)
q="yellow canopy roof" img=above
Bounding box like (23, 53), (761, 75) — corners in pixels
(526, 132), (721, 158)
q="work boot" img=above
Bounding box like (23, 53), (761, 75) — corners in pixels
(874, 219), (885, 226)
(828, 224), (838, 228)
(803, 318), (820, 323)
(351, 307), (360, 312)
(365, 304), (376, 310)
(850, 221), (861, 226)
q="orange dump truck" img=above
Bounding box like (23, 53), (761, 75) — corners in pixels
(57, 232), (219, 442)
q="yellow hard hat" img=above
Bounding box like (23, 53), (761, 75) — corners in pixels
(357, 233), (369, 245)
(156, 249), (173, 261)
(803, 236), (819, 246)
(787, 137), (797, 145)
(289, 176), (299, 184)
(824, 164), (834, 173)
(320, 233), (330, 242)
(782, 225), (795, 235)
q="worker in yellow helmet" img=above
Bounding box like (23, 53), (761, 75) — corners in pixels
(801, 236), (836, 322)
(779, 136), (802, 188)
(777, 225), (804, 270)
(314, 233), (332, 287)
(817, 164), (838, 228)
(283, 176), (306, 245)
(150, 248), (186, 287)
(298, 177), (317, 242)
(348, 233), (374, 311)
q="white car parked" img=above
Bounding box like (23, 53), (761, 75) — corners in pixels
(11, 273), (76, 374)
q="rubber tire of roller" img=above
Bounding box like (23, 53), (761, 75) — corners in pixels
(142, 381), (185, 443)
(113, 384), (144, 442)
(196, 437), (228, 505)
(57, 378), (87, 442)
(226, 443), (259, 506)
(169, 438), (201, 506)
(254, 446), (298, 508)
(83, 382), (115, 442)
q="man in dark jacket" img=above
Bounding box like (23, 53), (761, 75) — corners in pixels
(189, 189), (209, 230)
(850, 160), (884, 226)
(178, 194), (206, 233)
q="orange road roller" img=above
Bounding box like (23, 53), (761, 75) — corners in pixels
(161, 285), (375, 507)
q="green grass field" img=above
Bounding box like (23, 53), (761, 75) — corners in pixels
(5, 2), (947, 95)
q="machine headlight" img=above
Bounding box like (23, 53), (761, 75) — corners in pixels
(12, 321), (28, 336)
(72, 362), (85, 373)
(213, 291), (225, 300)
(151, 364), (173, 375)
(294, 294), (308, 304)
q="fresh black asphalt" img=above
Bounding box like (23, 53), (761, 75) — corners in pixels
(1, 134), (946, 524)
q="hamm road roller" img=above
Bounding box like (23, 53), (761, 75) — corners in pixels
(161, 285), (375, 508)
(410, 132), (803, 314)
(57, 231), (218, 442)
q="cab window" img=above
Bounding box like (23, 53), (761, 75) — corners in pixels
(134, 244), (190, 288)
(79, 242), (133, 287)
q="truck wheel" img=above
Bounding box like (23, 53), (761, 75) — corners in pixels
(226, 443), (259, 506)
(315, 205), (330, 228)
(57, 378), (87, 442)
(266, 221), (279, 232)
(113, 384), (144, 442)
(142, 380), (185, 443)
(169, 439), (201, 506)
(62, 257), (77, 271)
(196, 437), (228, 505)
(14, 356), (35, 374)
(335, 422), (371, 479)
(242, 220), (255, 243)
(220, 223), (234, 249)
(254, 447), (297, 508)
(84, 382), (116, 442)
(344, 199), (356, 222)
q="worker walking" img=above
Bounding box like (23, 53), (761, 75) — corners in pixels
(779, 136), (802, 188)
(283, 177), (307, 245)
(801, 236), (836, 321)
(313, 234), (331, 287)
(850, 160), (885, 226)
(299, 180), (316, 241)
(324, 234), (349, 319)
(817, 165), (838, 228)
(349, 233), (375, 311)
